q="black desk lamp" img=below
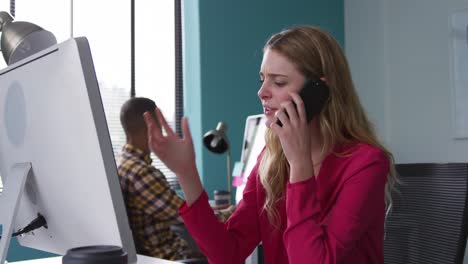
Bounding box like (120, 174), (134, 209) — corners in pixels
(0, 11), (57, 65)
(203, 122), (232, 196)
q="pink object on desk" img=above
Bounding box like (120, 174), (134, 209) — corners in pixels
(232, 175), (244, 187)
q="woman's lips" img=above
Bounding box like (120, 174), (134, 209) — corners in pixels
(263, 106), (277, 116)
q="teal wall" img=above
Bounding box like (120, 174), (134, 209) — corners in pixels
(6, 238), (56, 262)
(183, 0), (204, 188)
(185, 0), (344, 198)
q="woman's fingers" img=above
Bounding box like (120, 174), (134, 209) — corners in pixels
(275, 108), (289, 128)
(182, 117), (193, 144)
(289, 92), (306, 123)
(156, 108), (176, 137)
(282, 101), (298, 125)
(144, 111), (162, 138)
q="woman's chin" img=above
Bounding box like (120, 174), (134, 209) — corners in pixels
(265, 118), (274, 128)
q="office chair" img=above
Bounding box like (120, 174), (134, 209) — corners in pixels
(171, 224), (208, 264)
(384, 163), (468, 264)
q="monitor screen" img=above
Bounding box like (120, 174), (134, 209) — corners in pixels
(235, 114), (266, 204)
(0, 37), (136, 263)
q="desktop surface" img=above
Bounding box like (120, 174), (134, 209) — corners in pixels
(10, 254), (179, 264)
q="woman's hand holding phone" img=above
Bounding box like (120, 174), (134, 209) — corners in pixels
(271, 92), (314, 182)
(271, 78), (329, 182)
(276, 78), (329, 127)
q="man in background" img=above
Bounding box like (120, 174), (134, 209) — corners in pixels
(117, 97), (194, 260)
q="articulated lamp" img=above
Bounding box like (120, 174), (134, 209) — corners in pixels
(203, 122), (232, 204)
(0, 11), (57, 65)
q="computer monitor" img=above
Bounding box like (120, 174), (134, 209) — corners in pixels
(0, 37), (137, 263)
(235, 114), (266, 204)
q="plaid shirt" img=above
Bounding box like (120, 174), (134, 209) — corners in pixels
(117, 144), (191, 260)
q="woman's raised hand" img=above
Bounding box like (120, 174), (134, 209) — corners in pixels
(144, 108), (204, 205)
(143, 108), (197, 177)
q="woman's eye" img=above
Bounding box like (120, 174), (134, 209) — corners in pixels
(275, 82), (286, 87)
(259, 79), (264, 84)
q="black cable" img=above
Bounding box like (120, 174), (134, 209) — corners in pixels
(0, 213), (47, 240)
(14, 213), (47, 236)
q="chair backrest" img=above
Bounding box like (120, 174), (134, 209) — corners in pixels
(384, 163), (468, 264)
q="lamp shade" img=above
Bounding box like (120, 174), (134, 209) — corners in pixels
(0, 11), (57, 65)
(203, 122), (229, 154)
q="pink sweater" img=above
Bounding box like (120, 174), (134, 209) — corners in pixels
(180, 143), (389, 264)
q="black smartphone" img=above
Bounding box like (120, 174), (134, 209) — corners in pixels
(276, 78), (329, 127)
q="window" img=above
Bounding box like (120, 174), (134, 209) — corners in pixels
(15, 0), (70, 43)
(73, 0), (132, 161)
(135, 1), (180, 188)
(0, 0), (182, 192)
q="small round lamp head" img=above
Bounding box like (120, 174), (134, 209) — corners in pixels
(203, 122), (229, 154)
(0, 11), (57, 65)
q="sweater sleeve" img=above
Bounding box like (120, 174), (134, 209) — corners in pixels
(283, 149), (389, 264)
(180, 163), (262, 264)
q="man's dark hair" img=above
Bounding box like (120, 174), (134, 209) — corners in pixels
(120, 97), (157, 137)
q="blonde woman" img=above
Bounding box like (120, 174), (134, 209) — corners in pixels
(144, 25), (396, 264)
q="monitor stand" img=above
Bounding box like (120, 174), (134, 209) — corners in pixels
(0, 163), (32, 264)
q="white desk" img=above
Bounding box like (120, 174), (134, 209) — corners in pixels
(10, 254), (179, 264)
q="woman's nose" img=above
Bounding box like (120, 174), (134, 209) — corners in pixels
(258, 84), (270, 100)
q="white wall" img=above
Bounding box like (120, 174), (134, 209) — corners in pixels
(345, 0), (387, 140)
(346, 0), (468, 262)
(346, 0), (468, 164)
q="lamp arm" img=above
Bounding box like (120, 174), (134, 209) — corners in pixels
(227, 148), (232, 195)
(0, 11), (13, 31)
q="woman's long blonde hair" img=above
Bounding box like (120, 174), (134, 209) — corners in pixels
(258, 26), (396, 226)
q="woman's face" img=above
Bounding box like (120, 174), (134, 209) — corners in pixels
(258, 49), (306, 127)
